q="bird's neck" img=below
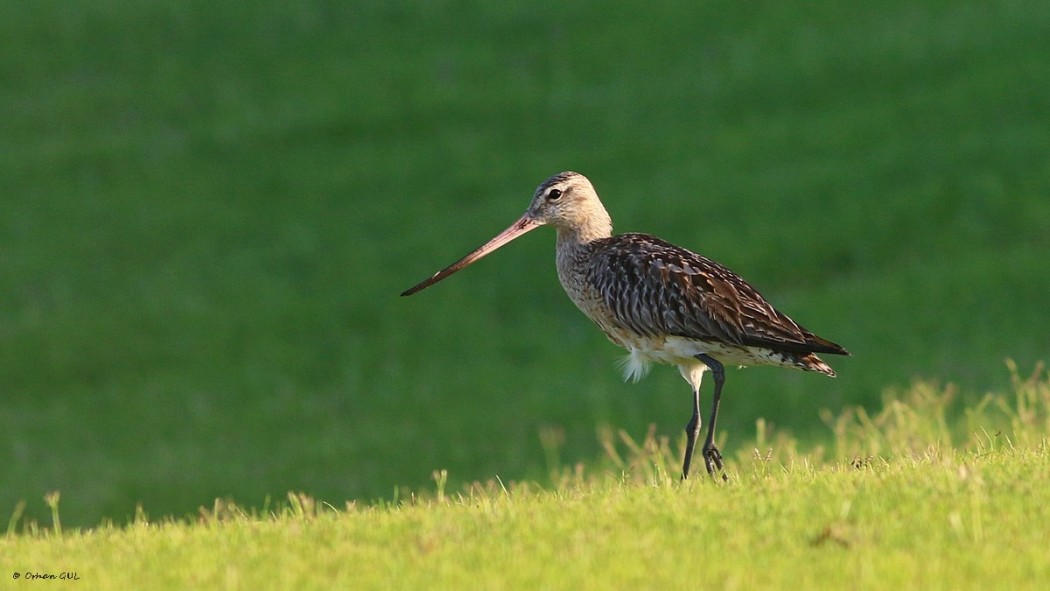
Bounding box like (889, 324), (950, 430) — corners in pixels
(554, 212), (612, 291)
(554, 209), (613, 247)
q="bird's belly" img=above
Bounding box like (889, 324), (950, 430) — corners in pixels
(615, 333), (754, 365)
(606, 329), (805, 382)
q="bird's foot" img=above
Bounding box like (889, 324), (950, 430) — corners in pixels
(703, 444), (728, 481)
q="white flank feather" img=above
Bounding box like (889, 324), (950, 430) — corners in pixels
(617, 348), (652, 383)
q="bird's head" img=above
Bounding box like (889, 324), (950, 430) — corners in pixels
(523, 171), (613, 242)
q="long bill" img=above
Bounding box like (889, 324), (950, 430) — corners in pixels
(401, 216), (541, 296)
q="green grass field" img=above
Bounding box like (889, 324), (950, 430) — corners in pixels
(4, 373), (1049, 589)
(2, 0), (1049, 547)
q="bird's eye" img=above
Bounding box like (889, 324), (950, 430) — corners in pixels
(547, 189), (562, 201)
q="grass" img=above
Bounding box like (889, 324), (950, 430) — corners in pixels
(2, 0), (1050, 529)
(3, 367), (1049, 589)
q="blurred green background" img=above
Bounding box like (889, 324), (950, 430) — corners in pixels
(2, 0), (1048, 527)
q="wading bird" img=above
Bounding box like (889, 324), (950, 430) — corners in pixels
(402, 172), (848, 479)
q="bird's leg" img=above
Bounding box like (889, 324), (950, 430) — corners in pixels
(696, 354), (728, 481)
(681, 384), (702, 480)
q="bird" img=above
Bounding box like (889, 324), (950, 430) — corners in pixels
(402, 171), (849, 480)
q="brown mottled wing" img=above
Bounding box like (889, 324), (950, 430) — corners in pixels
(587, 233), (847, 355)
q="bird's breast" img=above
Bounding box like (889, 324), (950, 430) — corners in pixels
(555, 246), (623, 340)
